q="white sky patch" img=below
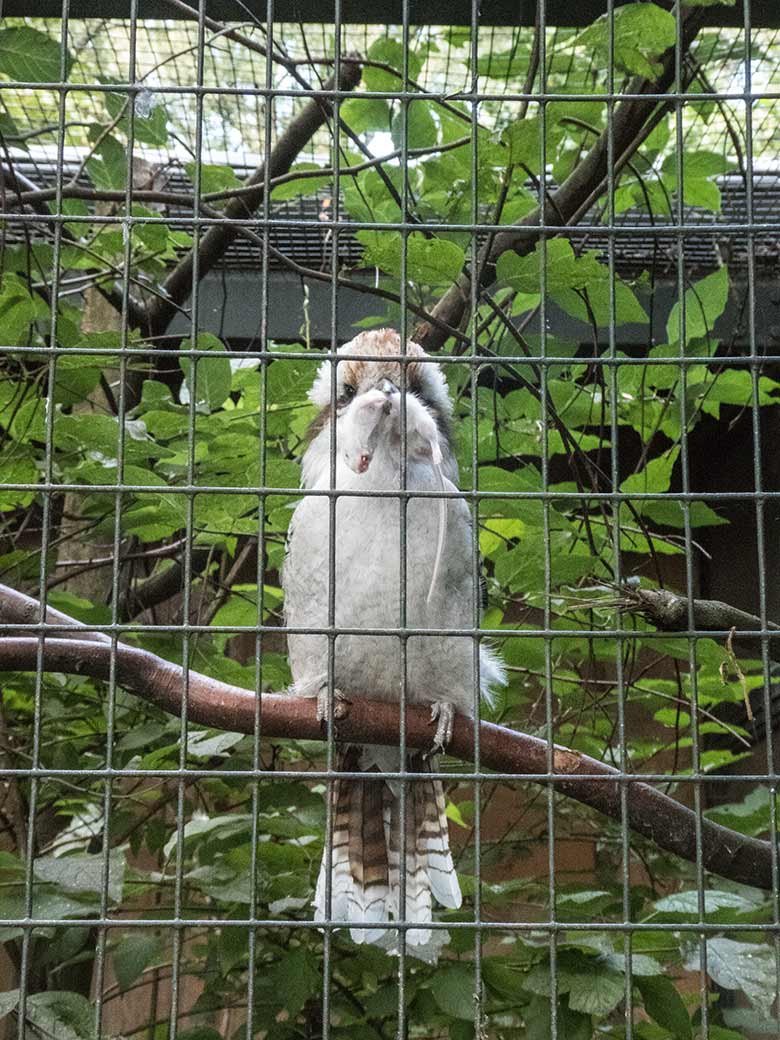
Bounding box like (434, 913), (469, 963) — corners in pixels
(367, 131), (395, 157)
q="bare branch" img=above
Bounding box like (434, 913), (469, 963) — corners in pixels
(622, 585), (780, 659)
(0, 582), (774, 893)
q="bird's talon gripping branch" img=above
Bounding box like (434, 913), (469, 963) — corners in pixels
(429, 700), (456, 755)
(316, 684), (351, 725)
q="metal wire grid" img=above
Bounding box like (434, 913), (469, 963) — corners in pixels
(0, 2), (778, 1039)
(3, 16), (780, 167)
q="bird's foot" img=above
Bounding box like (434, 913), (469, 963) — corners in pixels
(428, 700), (456, 756)
(316, 683), (351, 727)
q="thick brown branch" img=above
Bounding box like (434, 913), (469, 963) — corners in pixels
(414, 8), (705, 350)
(0, 627), (773, 892)
(622, 586), (780, 658)
(0, 584), (110, 644)
(1, 580), (774, 887)
(144, 61), (361, 339)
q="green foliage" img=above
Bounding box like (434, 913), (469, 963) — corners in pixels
(0, 26), (71, 82)
(0, 6), (776, 1039)
(571, 3), (676, 79)
(357, 230), (466, 285)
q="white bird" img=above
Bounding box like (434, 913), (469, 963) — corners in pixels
(282, 328), (505, 961)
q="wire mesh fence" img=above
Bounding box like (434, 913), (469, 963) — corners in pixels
(0, 1), (778, 1038)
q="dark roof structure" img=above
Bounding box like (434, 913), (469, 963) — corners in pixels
(8, 157), (780, 282)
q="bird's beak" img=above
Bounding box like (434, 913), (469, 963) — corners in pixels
(378, 378), (398, 396)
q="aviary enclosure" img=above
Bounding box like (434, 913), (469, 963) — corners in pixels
(0, 0), (778, 1037)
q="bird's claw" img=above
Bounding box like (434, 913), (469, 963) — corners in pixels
(428, 700), (455, 756)
(316, 684), (351, 727)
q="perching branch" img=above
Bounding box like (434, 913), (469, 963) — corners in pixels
(414, 7), (705, 350)
(0, 583), (775, 893)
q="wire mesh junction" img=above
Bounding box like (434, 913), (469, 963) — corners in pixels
(0, 3), (779, 1040)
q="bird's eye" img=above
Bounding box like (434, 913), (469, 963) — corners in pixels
(339, 384), (357, 403)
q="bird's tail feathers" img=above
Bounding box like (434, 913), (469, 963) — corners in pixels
(313, 747), (461, 961)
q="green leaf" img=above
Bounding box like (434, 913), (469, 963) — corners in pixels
(357, 231), (465, 285)
(449, 1023), (474, 1040)
(340, 97), (391, 134)
(0, 457), (37, 512)
(482, 958), (527, 1000)
(184, 162), (242, 195)
(179, 333), (232, 411)
(685, 938), (777, 1014)
(86, 133), (127, 191)
(407, 236), (465, 284)
(701, 369), (777, 412)
(163, 813), (252, 858)
(524, 996), (592, 1040)
(363, 38), (423, 91)
(34, 849), (125, 903)
(641, 500), (727, 529)
(497, 240), (602, 295)
(652, 889), (757, 919)
(0, 27), (72, 82)
(705, 787), (776, 837)
(269, 948), (321, 1017)
(185, 729), (245, 758)
(497, 240), (647, 327)
(555, 278), (648, 327)
(499, 117), (563, 175)
(112, 932), (162, 991)
(53, 357), (103, 407)
(680, 175), (722, 212)
(636, 975), (692, 1039)
(392, 101), (437, 149)
(117, 722), (169, 752)
(666, 267), (729, 346)
(271, 162), (331, 201)
(445, 797), (476, 829)
(621, 448), (679, 496)
(430, 963), (477, 1020)
(104, 86), (169, 146)
(573, 3), (677, 79)
(566, 959), (625, 1016)
(0, 275), (38, 345)
(29, 992), (95, 1040)
(0, 990), (19, 1019)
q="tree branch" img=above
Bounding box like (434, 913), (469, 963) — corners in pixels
(6, 136), (472, 211)
(144, 59), (362, 339)
(0, 161), (147, 330)
(0, 583), (774, 893)
(414, 7), (705, 350)
(119, 548), (213, 620)
(621, 585), (780, 659)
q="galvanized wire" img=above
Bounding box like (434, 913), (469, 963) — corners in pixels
(0, 4), (779, 1040)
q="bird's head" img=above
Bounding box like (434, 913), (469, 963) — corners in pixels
(306, 329), (453, 477)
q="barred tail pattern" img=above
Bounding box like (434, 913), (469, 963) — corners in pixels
(313, 746), (462, 962)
